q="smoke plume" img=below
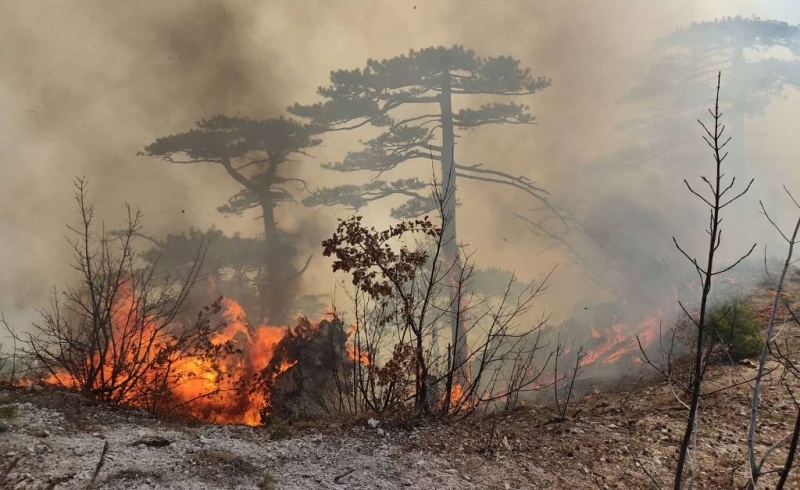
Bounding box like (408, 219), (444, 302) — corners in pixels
(1, 0), (799, 338)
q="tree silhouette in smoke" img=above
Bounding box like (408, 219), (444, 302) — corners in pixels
(289, 45), (552, 381)
(520, 16), (800, 305)
(624, 16), (800, 174)
(141, 116), (321, 324)
(139, 227), (327, 318)
(632, 16), (800, 110)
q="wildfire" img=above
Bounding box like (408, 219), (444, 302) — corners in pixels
(169, 298), (288, 426)
(343, 323), (372, 365)
(40, 280), (386, 427)
(449, 382), (465, 407)
(580, 313), (663, 368)
(346, 343), (371, 365)
(44, 282), (169, 405)
(41, 285), (299, 426)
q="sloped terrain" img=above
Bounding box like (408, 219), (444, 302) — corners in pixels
(3, 274), (800, 489)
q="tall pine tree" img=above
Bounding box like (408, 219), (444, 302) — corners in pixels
(290, 45), (552, 382)
(141, 116), (320, 324)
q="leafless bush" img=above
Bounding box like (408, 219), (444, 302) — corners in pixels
(746, 188), (800, 489)
(637, 72), (755, 490)
(322, 173), (554, 418)
(11, 178), (235, 415)
(552, 339), (587, 422)
(0, 314), (37, 386)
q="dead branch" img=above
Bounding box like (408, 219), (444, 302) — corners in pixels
(86, 440), (109, 490)
(333, 468), (355, 483)
(746, 193), (800, 488)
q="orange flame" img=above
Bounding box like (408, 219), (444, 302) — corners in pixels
(344, 324), (371, 365)
(449, 382), (464, 407)
(169, 298), (288, 426)
(581, 312), (663, 367)
(42, 286), (295, 426)
(346, 344), (371, 365)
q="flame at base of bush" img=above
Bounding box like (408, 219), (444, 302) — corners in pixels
(41, 293), (358, 427)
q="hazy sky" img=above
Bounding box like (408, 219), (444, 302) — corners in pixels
(1, 1), (799, 331)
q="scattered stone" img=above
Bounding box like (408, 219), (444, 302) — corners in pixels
(367, 418), (380, 429)
(0, 421), (9, 433)
(739, 359), (758, 369)
(377, 428), (386, 437)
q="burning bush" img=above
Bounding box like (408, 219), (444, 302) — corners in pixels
(322, 185), (553, 417)
(13, 179), (239, 415)
(9, 179), (366, 426)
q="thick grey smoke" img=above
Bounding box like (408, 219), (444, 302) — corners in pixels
(1, 1), (799, 336)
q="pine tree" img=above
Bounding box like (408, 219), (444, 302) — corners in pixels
(290, 45), (552, 383)
(141, 116), (320, 323)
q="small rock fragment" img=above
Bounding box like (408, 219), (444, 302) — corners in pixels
(739, 358), (758, 368)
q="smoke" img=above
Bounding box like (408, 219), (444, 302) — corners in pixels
(435, 0), (800, 321)
(0, 1), (290, 324)
(1, 0), (800, 339)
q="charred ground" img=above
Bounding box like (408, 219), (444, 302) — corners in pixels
(1, 270), (799, 489)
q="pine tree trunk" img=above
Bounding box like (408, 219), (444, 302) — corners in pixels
(256, 197), (291, 324)
(439, 73), (469, 388)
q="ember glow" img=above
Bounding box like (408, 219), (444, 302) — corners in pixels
(580, 312), (663, 367)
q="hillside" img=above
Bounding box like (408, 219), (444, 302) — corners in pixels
(2, 274), (800, 489)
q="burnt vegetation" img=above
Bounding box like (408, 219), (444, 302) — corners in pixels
(5, 17), (800, 489)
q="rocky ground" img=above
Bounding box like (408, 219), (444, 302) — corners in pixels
(2, 359), (800, 490)
(0, 386), (481, 490)
(4, 274), (800, 489)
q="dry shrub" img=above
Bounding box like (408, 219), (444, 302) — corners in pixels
(13, 178), (235, 415)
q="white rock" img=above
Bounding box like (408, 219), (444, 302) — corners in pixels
(367, 418), (380, 429)
(377, 428), (386, 437)
(199, 435), (214, 445)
